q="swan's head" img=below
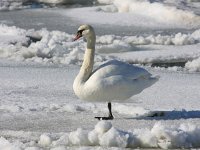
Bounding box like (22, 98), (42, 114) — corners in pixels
(73, 24), (95, 41)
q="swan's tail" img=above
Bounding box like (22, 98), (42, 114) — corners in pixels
(132, 75), (159, 95)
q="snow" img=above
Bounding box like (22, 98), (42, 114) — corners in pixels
(39, 134), (52, 147)
(0, 137), (21, 150)
(111, 0), (199, 26)
(2, 121), (200, 149)
(0, 61), (200, 149)
(65, 121), (200, 148)
(94, 120), (112, 134)
(0, 0), (95, 10)
(0, 0), (29, 11)
(185, 57), (200, 72)
(1, 0), (200, 149)
(37, 0), (94, 5)
(96, 31), (199, 46)
(97, 0), (113, 4)
(0, 24), (28, 45)
(0, 24), (109, 65)
(65, 0), (200, 29)
(1, 24), (200, 71)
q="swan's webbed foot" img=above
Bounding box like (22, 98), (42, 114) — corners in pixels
(95, 102), (114, 120)
(95, 115), (114, 120)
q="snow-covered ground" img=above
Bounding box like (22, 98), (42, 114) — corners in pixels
(0, 0), (200, 149)
(1, 60), (200, 149)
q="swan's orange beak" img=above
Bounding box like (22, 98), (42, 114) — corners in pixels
(73, 32), (82, 41)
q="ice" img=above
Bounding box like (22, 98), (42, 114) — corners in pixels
(88, 130), (99, 145)
(111, 0), (199, 26)
(97, 0), (113, 4)
(0, 105), (22, 112)
(69, 128), (90, 146)
(0, 24), (109, 65)
(50, 147), (66, 150)
(0, 0), (95, 10)
(0, 60), (200, 148)
(38, 134), (52, 147)
(36, 0), (67, 4)
(0, 0), (28, 10)
(66, 1), (200, 28)
(113, 104), (150, 117)
(98, 0), (200, 15)
(61, 104), (85, 112)
(0, 24), (29, 45)
(137, 129), (157, 148)
(97, 31), (198, 47)
(52, 134), (69, 146)
(150, 122), (200, 148)
(99, 127), (129, 147)
(191, 29), (200, 40)
(94, 120), (112, 134)
(0, 1), (200, 149)
(1, 121), (200, 149)
(185, 57), (200, 72)
(0, 137), (21, 150)
(25, 147), (41, 150)
(1, 24), (200, 72)
(37, 0), (94, 5)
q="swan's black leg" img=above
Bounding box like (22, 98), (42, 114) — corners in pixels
(108, 102), (113, 119)
(95, 102), (114, 120)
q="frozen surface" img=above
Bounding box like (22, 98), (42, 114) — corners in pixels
(186, 57), (200, 71)
(0, 0), (200, 149)
(65, 0), (200, 29)
(0, 24), (200, 71)
(0, 61), (200, 149)
(0, 8), (185, 36)
(0, 0), (94, 10)
(0, 0), (28, 11)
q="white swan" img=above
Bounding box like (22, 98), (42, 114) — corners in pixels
(73, 25), (158, 120)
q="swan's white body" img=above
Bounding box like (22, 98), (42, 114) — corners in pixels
(73, 25), (158, 103)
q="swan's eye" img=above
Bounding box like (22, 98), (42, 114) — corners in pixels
(73, 29), (85, 41)
(77, 29), (84, 35)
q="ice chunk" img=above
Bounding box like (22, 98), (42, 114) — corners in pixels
(69, 128), (90, 146)
(39, 134), (52, 147)
(94, 121), (112, 134)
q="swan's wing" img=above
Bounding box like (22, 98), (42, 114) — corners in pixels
(91, 60), (151, 80)
(83, 60), (157, 101)
(85, 73), (157, 101)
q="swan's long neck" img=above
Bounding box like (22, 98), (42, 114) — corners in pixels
(78, 32), (96, 82)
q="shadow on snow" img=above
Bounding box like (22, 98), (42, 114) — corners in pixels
(126, 110), (200, 120)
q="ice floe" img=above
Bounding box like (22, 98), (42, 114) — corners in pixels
(0, 24), (200, 71)
(2, 121), (200, 149)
